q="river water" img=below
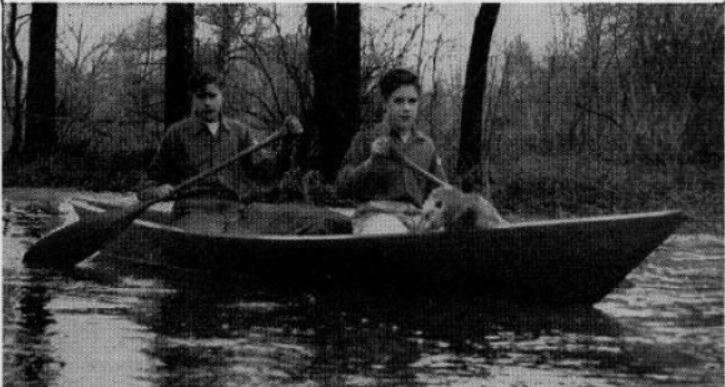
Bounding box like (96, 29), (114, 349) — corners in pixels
(3, 189), (723, 386)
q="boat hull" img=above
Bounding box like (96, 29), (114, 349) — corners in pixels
(72, 199), (685, 304)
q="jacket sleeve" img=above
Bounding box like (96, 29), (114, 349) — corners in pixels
(138, 128), (184, 192)
(335, 131), (379, 196)
(239, 126), (280, 181)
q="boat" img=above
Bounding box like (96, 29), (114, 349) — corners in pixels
(70, 198), (685, 305)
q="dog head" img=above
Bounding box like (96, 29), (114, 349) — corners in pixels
(418, 187), (467, 231)
(418, 187), (507, 232)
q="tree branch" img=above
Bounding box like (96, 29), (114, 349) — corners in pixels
(573, 101), (621, 127)
(238, 34), (284, 119)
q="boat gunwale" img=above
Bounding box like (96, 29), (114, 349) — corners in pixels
(71, 198), (684, 242)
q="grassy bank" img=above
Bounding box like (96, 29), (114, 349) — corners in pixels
(3, 150), (722, 235)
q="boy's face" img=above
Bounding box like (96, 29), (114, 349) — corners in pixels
(384, 84), (419, 132)
(192, 83), (223, 123)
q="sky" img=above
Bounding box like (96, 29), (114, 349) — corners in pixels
(47, 3), (566, 47)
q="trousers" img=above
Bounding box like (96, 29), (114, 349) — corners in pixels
(351, 201), (422, 235)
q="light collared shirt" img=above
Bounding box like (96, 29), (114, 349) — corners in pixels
(206, 121), (220, 137)
(336, 120), (448, 207)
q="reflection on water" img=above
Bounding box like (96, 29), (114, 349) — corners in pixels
(3, 190), (724, 386)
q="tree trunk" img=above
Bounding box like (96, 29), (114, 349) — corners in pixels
(165, 4), (195, 128)
(330, 3), (361, 179)
(7, 4), (25, 156)
(216, 4), (234, 79)
(457, 4), (499, 191)
(24, 3), (57, 158)
(304, 3), (337, 174)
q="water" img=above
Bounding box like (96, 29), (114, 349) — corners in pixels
(3, 189), (723, 387)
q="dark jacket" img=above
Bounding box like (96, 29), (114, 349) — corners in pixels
(336, 121), (447, 207)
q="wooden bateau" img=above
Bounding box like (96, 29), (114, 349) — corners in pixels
(71, 199), (685, 305)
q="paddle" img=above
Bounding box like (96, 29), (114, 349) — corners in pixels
(398, 154), (453, 190)
(386, 142), (452, 190)
(23, 117), (304, 268)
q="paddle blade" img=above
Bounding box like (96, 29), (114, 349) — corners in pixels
(23, 202), (151, 268)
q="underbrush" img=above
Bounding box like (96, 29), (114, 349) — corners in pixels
(3, 148), (154, 192)
(490, 154), (723, 234)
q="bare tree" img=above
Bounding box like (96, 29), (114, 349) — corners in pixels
(457, 4), (499, 190)
(217, 4), (235, 77)
(360, 4), (426, 95)
(24, 3), (58, 157)
(331, 4), (361, 179)
(425, 32), (444, 142)
(305, 3), (337, 172)
(5, 4), (29, 155)
(304, 4), (362, 179)
(56, 23), (115, 128)
(165, 4), (194, 127)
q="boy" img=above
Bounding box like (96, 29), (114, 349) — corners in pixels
(139, 70), (275, 232)
(336, 69), (448, 234)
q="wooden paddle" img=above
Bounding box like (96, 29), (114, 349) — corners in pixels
(399, 154), (453, 190)
(387, 143), (452, 190)
(23, 117), (303, 268)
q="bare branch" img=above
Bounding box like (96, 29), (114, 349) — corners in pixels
(241, 89), (277, 121)
(573, 101), (621, 127)
(238, 34), (284, 118)
(416, 3), (428, 76)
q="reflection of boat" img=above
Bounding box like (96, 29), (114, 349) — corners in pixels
(72, 198), (685, 305)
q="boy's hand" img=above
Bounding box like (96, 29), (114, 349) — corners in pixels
(370, 136), (392, 159)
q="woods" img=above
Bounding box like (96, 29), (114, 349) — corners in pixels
(2, 3), (722, 231)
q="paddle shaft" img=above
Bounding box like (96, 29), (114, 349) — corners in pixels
(120, 125), (294, 214)
(23, 118), (302, 267)
(170, 125), (293, 197)
(399, 156), (453, 190)
(387, 143), (453, 190)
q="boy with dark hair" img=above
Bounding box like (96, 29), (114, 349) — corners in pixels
(138, 69), (277, 232)
(336, 68), (448, 234)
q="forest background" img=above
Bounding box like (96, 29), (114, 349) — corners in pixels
(2, 3), (722, 233)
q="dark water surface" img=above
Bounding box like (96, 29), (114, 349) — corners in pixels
(3, 190), (723, 386)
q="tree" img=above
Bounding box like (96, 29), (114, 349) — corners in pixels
(306, 3), (361, 179)
(23, 3), (58, 157)
(568, 4), (723, 164)
(165, 4), (194, 127)
(330, 4), (360, 178)
(457, 4), (499, 190)
(5, 4), (27, 156)
(305, 4), (337, 174)
(216, 4), (235, 77)
(195, 4), (244, 79)
(56, 23), (115, 130)
(111, 14), (166, 126)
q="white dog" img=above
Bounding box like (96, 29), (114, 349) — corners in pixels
(418, 187), (508, 232)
